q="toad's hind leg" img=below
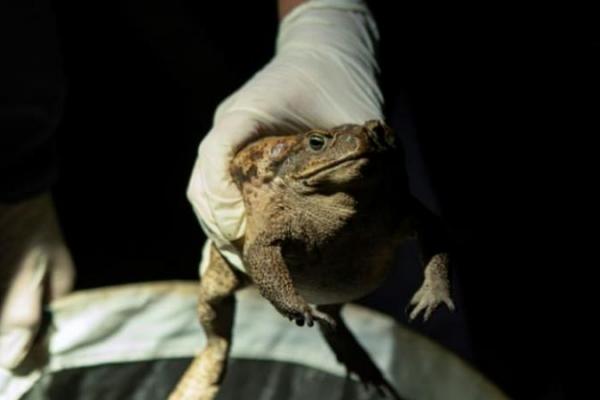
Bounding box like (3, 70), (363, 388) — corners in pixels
(169, 244), (245, 400)
(317, 304), (403, 400)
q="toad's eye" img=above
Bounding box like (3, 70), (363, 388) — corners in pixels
(308, 134), (328, 152)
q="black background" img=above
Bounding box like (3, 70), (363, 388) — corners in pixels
(8, 1), (582, 398)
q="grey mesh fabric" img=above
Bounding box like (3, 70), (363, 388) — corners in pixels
(0, 282), (506, 400)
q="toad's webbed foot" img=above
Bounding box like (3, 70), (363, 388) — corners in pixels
(343, 355), (402, 400)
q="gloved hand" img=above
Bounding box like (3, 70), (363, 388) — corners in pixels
(0, 193), (75, 369)
(187, 0), (383, 270)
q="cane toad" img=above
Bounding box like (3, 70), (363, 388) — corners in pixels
(170, 121), (454, 400)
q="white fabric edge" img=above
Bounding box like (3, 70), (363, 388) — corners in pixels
(0, 281), (507, 400)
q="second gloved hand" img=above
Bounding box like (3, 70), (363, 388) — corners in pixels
(0, 193), (75, 370)
(187, 0), (384, 270)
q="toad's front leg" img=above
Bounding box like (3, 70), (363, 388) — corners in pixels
(245, 234), (335, 328)
(408, 199), (455, 321)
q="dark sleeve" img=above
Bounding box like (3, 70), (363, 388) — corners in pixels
(0, 0), (66, 203)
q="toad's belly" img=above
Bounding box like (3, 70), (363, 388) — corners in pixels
(283, 203), (413, 305)
(289, 242), (398, 305)
(294, 271), (390, 305)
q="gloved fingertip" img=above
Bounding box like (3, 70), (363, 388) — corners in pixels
(0, 328), (36, 370)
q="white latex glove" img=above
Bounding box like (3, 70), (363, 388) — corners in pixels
(187, 0), (383, 270)
(0, 193), (75, 369)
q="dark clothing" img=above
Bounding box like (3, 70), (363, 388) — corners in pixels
(0, 0), (65, 202)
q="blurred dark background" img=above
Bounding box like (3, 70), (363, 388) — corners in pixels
(3, 0), (580, 398)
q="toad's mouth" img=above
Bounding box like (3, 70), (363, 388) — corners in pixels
(294, 156), (370, 180)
